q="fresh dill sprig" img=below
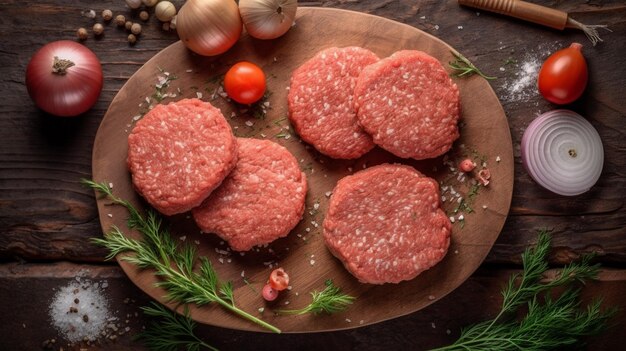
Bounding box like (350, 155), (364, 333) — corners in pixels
(429, 230), (616, 351)
(135, 302), (217, 351)
(276, 279), (355, 315)
(82, 179), (281, 334)
(449, 51), (496, 80)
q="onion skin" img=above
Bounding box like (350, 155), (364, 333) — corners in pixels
(25, 40), (103, 117)
(521, 110), (603, 196)
(239, 0), (298, 40)
(176, 0), (242, 56)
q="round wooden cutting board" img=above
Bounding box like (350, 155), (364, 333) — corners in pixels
(92, 7), (513, 333)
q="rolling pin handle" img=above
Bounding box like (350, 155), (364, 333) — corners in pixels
(458, 0), (568, 30)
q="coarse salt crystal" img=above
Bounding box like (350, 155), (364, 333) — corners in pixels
(245, 120), (254, 127)
(457, 25), (463, 30)
(496, 156), (501, 162)
(310, 259), (315, 266)
(449, 216), (455, 223)
(49, 278), (112, 343)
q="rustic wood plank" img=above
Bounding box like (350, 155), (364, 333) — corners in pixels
(1, 0), (624, 347)
(1, 262), (624, 350)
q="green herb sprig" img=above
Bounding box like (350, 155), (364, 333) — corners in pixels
(449, 51), (496, 80)
(136, 302), (217, 351)
(276, 279), (355, 315)
(430, 230), (616, 351)
(83, 179), (281, 333)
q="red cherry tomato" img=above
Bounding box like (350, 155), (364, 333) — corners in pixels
(459, 159), (476, 173)
(262, 284), (278, 301)
(537, 43), (588, 105)
(268, 268), (289, 291)
(224, 61), (266, 104)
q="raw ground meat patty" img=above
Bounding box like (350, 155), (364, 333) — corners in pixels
(354, 50), (461, 160)
(288, 46), (379, 159)
(192, 138), (307, 251)
(127, 98), (237, 216)
(323, 164), (451, 284)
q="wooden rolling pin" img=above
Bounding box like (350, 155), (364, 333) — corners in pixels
(458, 0), (610, 45)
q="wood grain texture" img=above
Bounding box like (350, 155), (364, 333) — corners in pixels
(1, 262), (624, 351)
(0, 0), (625, 348)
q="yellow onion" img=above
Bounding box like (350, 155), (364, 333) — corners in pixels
(239, 0), (297, 40)
(176, 0), (242, 56)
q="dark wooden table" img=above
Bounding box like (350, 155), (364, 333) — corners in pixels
(1, 1), (625, 350)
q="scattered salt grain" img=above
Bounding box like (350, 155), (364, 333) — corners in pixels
(428, 295), (436, 301)
(431, 322), (436, 329)
(449, 216), (455, 223)
(108, 182), (114, 189)
(496, 156), (501, 162)
(500, 42), (560, 103)
(434, 24), (439, 30)
(245, 120), (254, 127)
(179, 236), (186, 241)
(346, 318), (352, 323)
(310, 259), (316, 266)
(325, 191), (332, 198)
(107, 213), (113, 218)
(186, 69), (193, 73)
(457, 25), (463, 30)
(196, 92), (203, 99)
(49, 277), (111, 343)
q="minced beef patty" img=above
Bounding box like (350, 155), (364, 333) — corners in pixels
(127, 98), (237, 215)
(354, 50), (460, 160)
(288, 46), (379, 159)
(192, 138), (307, 251)
(323, 164), (451, 284)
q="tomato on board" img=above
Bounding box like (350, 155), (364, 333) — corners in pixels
(268, 268), (289, 291)
(224, 61), (266, 104)
(262, 284), (279, 301)
(537, 42), (588, 105)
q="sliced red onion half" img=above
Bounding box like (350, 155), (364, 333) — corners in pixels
(521, 110), (603, 196)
